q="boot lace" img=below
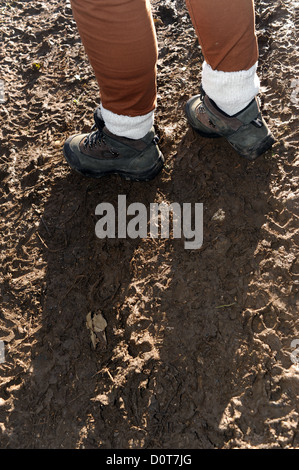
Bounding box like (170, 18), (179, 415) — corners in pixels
(83, 127), (120, 157)
(83, 128), (105, 149)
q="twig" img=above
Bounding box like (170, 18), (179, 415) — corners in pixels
(35, 231), (65, 253)
(215, 302), (237, 309)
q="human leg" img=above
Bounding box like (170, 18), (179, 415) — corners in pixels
(64, 0), (163, 180)
(185, 0), (274, 159)
(186, 0), (259, 114)
(70, 0), (158, 135)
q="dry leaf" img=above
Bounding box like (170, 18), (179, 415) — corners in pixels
(86, 311), (107, 349)
(93, 312), (107, 332)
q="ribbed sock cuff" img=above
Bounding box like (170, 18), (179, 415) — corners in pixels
(100, 105), (154, 139)
(202, 61), (260, 116)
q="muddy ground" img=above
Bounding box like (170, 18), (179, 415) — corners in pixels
(0, 0), (298, 449)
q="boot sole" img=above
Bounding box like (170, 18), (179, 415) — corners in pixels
(190, 126), (274, 160)
(228, 134), (275, 161)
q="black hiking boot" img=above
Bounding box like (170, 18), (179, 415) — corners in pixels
(185, 87), (275, 160)
(63, 116), (164, 181)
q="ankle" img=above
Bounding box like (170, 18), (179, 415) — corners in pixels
(100, 105), (154, 139)
(201, 61), (260, 116)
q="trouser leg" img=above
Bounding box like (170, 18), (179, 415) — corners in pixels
(185, 0), (258, 72)
(70, 0), (157, 138)
(70, 0), (260, 131)
(185, 0), (260, 115)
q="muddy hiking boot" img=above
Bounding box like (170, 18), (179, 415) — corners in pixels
(185, 87), (275, 160)
(63, 112), (164, 181)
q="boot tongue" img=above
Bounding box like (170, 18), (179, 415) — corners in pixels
(93, 106), (105, 130)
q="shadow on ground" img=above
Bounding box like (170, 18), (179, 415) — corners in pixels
(1, 125), (277, 448)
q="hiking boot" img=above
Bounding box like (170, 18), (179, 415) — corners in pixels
(185, 88), (275, 160)
(63, 123), (164, 181)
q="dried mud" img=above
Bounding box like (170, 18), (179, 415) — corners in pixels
(0, 0), (298, 449)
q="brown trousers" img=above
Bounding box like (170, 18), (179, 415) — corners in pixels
(70, 0), (258, 116)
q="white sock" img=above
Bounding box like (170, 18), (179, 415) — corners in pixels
(100, 104), (154, 139)
(202, 61), (260, 116)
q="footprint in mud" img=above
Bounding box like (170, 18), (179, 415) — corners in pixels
(157, 0), (178, 25)
(262, 308), (278, 329)
(20, 160), (39, 189)
(21, 169), (39, 189)
(251, 305), (278, 333)
(251, 314), (266, 334)
(128, 340), (152, 358)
